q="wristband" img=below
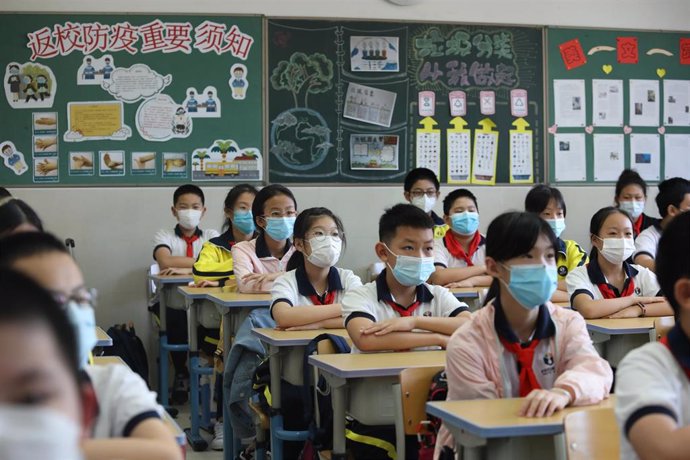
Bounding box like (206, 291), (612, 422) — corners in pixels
(551, 387), (572, 405)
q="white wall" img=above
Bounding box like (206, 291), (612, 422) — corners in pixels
(2, 0), (684, 356)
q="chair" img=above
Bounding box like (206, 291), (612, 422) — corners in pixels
(652, 316), (675, 341)
(564, 408), (619, 460)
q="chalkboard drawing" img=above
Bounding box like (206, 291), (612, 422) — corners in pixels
(65, 101), (132, 142)
(99, 151), (125, 176)
(101, 62), (172, 103)
(162, 153), (188, 178)
(192, 139), (262, 182)
(3, 62), (56, 109)
(136, 94), (193, 142)
(33, 158), (58, 183)
(0, 141), (28, 175)
(270, 52), (333, 108)
(132, 152), (156, 176)
(270, 109), (333, 171)
(343, 83), (396, 127)
(229, 64), (248, 100)
(350, 134), (399, 170)
(69, 152), (94, 176)
(77, 55), (115, 86)
(181, 86), (221, 117)
(350, 36), (399, 72)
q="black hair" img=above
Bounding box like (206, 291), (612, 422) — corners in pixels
(222, 183), (258, 232)
(655, 177), (690, 218)
(2, 144), (11, 153)
(403, 168), (440, 192)
(657, 212), (690, 318)
(615, 169), (648, 201)
(378, 203), (433, 244)
(587, 206), (632, 260)
(483, 212), (558, 305)
(0, 231), (68, 268)
(173, 184), (205, 206)
(286, 207), (346, 271)
(251, 184), (297, 230)
(0, 187), (11, 198)
(9, 64), (19, 70)
(443, 188), (478, 216)
(525, 184), (567, 217)
(0, 198), (44, 237)
(0, 268), (80, 384)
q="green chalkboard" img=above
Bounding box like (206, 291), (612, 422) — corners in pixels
(0, 13), (263, 187)
(547, 27), (690, 184)
(267, 19), (544, 184)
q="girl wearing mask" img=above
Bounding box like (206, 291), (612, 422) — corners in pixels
(434, 212), (612, 459)
(271, 207), (362, 330)
(614, 169), (660, 239)
(231, 184), (297, 293)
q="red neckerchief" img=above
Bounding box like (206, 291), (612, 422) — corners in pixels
(443, 231), (481, 266)
(597, 276), (635, 299)
(633, 215), (643, 237)
(660, 335), (690, 381)
(309, 290), (337, 306)
(499, 337), (543, 397)
(385, 299), (422, 317)
(182, 234), (200, 257)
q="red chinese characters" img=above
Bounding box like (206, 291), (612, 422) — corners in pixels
(617, 37), (639, 64)
(559, 38), (587, 70)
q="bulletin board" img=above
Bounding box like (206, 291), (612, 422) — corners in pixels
(547, 27), (690, 184)
(0, 13), (263, 187)
(267, 19), (544, 185)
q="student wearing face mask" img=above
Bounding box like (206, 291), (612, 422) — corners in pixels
(525, 184), (588, 303)
(614, 169), (660, 239)
(566, 207), (672, 320)
(402, 168), (448, 239)
(433, 212), (612, 460)
(342, 204), (471, 353)
(271, 207), (362, 330)
(231, 184), (297, 293)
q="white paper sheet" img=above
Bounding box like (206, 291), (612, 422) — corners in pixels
(554, 133), (586, 182)
(629, 133), (660, 181)
(553, 79), (586, 127)
(509, 131), (533, 182)
(416, 131), (441, 176)
(663, 79), (690, 126)
(629, 79), (660, 127)
(592, 79), (624, 127)
(593, 134), (625, 181)
(447, 131), (471, 183)
(664, 134), (690, 179)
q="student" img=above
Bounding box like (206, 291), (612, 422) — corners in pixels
(525, 184), (587, 303)
(616, 212), (690, 460)
(403, 167), (448, 239)
(429, 188), (491, 288)
(0, 186), (10, 197)
(341, 204), (471, 353)
(0, 232), (182, 460)
(434, 212), (612, 459)
(271, 207), (362, 330)
(614, 168), (660, 239)
(0, 197), (43, 237)
(634, 177), (690, 272)
(231, 184), (297, 293)
(566, 207), (671, 319)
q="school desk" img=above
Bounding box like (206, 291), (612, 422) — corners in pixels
(426, 396), (616, 460)
(585, 317), (669, 366)
(92, 355), (127, 366)
(95, 326), (112, 347)
(309, 350), (446, 460)
(252, 328), (350, 460)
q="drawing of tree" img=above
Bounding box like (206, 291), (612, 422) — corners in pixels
(193, 150), (210, 170)
(211, 140), (238, 161)
(192, 161), (199, 171)
(270, 52), (334, 108)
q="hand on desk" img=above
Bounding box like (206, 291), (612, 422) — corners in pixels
(192, 279), (220, 288)
(519, 389), (571, 418)
(241, 272), (279, 286)
(362, 317), (417, 336)
(444, 280), (474, 289)
(158, 267), (192, 276)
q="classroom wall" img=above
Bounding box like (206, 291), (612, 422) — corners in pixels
(2, 0), (684, 372)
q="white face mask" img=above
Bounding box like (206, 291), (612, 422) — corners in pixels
(177, 209), (202, 230)
(0, 406), (83, 460)
(597, 237), (635, 264)
(306, 236), (342, 268)
(411, 194), (436, 213)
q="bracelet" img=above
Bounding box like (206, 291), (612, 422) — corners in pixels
(637, 302), (646, 317)
(551, 387), (572, 405)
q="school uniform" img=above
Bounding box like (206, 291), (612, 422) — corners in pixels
(270, 266), (362, 319)
(205, 98), (217, 112)
(193, 229), (236, 285)
(84, 364), (162, 438)
(634, 223), (662, 261)
(433, 231), (486, 269)
(434, 297), (613, 458)
(616, 325), (690, 460)
(431, 211), (449, 239)
(186, 98), (198, 113)
(102, 64), (113, 79)
(556, 238), (588, 280)
(83, 65), (96, 79)
(341, 270), (469, 353)
(231, 234), (296, 293)
(632, 213), (660, 239)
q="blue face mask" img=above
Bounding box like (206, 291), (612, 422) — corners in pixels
(619, 200), (645, 220)
(385, 245), (435, 287)
(500, 264), (557, 310)
(450, 211), (479, 236)
(65, 301), (97, 368)
(546, 218), (566, 238)
(264, 216), (296, 241)
(233, 210), (255, 235)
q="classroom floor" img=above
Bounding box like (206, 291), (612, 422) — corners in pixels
(174, 405), (224, 460)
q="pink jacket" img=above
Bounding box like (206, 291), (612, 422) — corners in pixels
(434, 301), (612, 458)
(231, 237), (296, 293)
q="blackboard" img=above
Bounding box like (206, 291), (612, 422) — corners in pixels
(267, 19), (544, 184)
(0, 13), (263, 187)
(547, 27), (690, 184)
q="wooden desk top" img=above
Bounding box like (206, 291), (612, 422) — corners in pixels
(177, 285), (223, 299)
(585, 317), (665, 335)
(207, 291), (272, 308)
(95, 326), (112, 347)
(426, 396), (615, 439)
(252, 328), (349, 347)
(309, 350), (446, 379)
(149, 274), (194, 284)
(92, 356), (127, 366)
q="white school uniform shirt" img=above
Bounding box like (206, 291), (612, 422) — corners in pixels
(341, 270), (469, 353)
(616, 328), (690, 460)
(85, 364), (163, 438)
(270, 266), (362, 319)
(433, 232), (486, 269)
(634, 224), (662, 261)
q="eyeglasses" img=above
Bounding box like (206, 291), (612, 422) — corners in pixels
(263, 210), (297, 218)
(51, 287), (98, 308)
(307, 229), (342, 243)
(410, 189), (438, 198)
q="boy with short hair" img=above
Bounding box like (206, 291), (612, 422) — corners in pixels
(342, 204), (471, 353)
(403, 167), (448, 238)
(634, 177), (690, 272)
(429, 188), (492, 288)
(616, 211), (690, 459)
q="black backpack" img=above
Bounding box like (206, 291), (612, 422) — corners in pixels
(103, 323), (149, 386)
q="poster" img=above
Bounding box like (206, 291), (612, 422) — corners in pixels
(415, 131), (441, 176)
(350, 36), (399, 72)
(343, 83), (396, 127)
(181, 86), (221, 118)
(101, 63), (172, 103)
(447, 131), (471, 184)
(136, 94), (193, 142)
(162, 152), (188, 178)
(191, 139), (262, 181)
(132, 152), (156, 176)
(629, 133), (660, 181)
(593, 134), (625, 182)
(471, 131), (498, 185)
(629, 79), (660, 127)
(349, 134), (399, 170)
(664, 134), (690, 179)
(3, 62), (57, 109)
(553, 79), (586, 127)
(554, 133), (586, 182)
(663, 79), (690, 126)
(65, 101), (132, 142)
(99, 151), (125, 176)
(0, 141), (28, 175)
(32, 112), (58, 134)
(32, 134), (58, 157)
(77, 55), (115, 86)
(33, 157), (58, 183)
(592, 79), (624, 127)
(509, 131), (533, 183)
(69, 152), (94, 176)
